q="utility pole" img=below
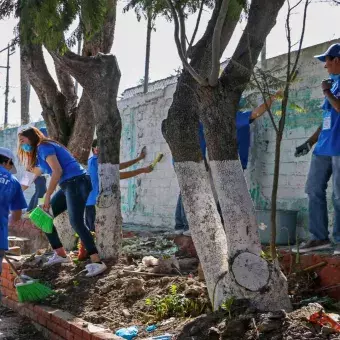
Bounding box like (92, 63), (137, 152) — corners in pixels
(0, 43), (15, 128)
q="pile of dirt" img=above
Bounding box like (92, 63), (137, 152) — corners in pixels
(20, 254), (207, 338)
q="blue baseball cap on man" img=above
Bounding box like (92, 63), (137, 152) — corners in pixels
(314, 43), (340, 62)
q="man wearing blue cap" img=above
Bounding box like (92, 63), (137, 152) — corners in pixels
(294, 43), (340, 254)
(0, 147), (27, 276)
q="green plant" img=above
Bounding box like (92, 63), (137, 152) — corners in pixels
(220, 296), (235, 318)
(144, 284), (210, 322)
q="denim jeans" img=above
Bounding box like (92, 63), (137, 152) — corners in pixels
(46, 174), (98, 255)
(305, 154), (340, 243)
(27, 176), (47, 211)
(175, 194), (189, 231)
(85, 205), (96, 232)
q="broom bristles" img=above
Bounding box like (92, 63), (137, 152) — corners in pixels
(16, 281), (54, 302)
(29, 207), (54, 233)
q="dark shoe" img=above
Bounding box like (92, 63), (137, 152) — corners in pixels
(292, 240), (331, 253)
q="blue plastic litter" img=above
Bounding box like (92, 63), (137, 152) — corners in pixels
(115, 326), (138, 340)
(146, 325), (157, 332)
(149, 334), (172, 340)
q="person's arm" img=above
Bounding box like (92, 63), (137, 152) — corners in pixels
(119, 146), (146, 170)
(43, 155), (63, 210)
(120, 165), (153, 180)
(295, 125), (322, 157)
(322, 79), (340, 113)
(250, 90), (282, 121)
(9, 210), (22, 223)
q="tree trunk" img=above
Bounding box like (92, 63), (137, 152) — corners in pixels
(163, 73), (231, 309)
(53, 52), (122, 260)
(270, 133), (282, 259)
(20, 46), (30, 125)
(143, 12), (152, 94)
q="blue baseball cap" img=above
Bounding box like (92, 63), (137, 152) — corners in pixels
(314, 43), (340, 62)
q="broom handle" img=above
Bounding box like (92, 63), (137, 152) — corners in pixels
(4, 254), (21, 278)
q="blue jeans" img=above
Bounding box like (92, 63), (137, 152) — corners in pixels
(27, 176), (47, 211)
(85, 205), (96, 232)
(175, 194), (189, 231)
(46, 174), (98, 255)
(306, 154), (340, 242)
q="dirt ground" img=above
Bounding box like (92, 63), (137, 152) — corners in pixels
(16, 250), (340, 339)
(0, 306), (45, 340)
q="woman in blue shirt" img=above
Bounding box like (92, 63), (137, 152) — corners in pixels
(18, 127), (106, 277)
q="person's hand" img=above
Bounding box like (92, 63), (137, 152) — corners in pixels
(139, 146), (147, 160)
(322, 79), (333, 92)
(295, 141), (311, 157)
(43, 194), (51, 211)
(274, 89), (283, 99)
(143, 165), (153, 174)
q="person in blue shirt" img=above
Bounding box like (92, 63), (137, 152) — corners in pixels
(77, 139), (152, 260)
(175, 92), (282, 236)
(24, 128), (48, 211)
(293, 43), (340, 254)
(0, 147), (27, 276)
(18, 127), (106, 277)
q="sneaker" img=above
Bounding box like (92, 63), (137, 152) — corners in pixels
(183, 230), (191, 237)
(292, 240), (331, 254)
(85, 262), (107, 277)
(174, 229), (184, 235)
(43, 253), (71, 267)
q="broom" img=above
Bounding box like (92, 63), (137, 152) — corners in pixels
(29, 206), (54, 234)
(4, 254), (55, 303)
(150, 152), (164, 169)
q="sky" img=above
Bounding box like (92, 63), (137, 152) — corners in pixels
(0, 0), (339, 126)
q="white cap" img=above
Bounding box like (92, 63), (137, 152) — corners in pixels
(0, 147), (17, 174)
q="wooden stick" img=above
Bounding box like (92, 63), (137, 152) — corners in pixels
(302, 262), (327, 272)
(4, 254), (21, 277)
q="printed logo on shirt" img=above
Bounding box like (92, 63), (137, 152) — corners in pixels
(323, 111), (331, 130)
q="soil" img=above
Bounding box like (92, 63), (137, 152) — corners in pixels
(0, 306), (45, 339)
(16, 251), (340, 339)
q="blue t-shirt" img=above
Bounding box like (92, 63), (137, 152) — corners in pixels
(236, 110), (253, 169)
(37, 142), (86, 183)
(314, 79), (340, 156)
(86, 155), (99, 206)
(0, 167), (27, 250)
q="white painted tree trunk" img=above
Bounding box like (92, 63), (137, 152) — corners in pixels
(174, 161), (231, 309)
(95, 163), (122, 260)
(209, 159), (292, 311)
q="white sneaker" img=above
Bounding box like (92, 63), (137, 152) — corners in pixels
(43, 253), (71, 267)
(174, 229), (184, 235)
(183, 230), (191, 237)
(85, 262), (107, 277)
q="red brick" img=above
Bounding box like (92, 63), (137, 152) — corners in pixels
(47, 320), (57, 333)
(38, 315), (47, 327)
(56, 325), (66, 339)
(28, 310), (38, 322)
(82, 330), (92, 340)
(74, 336), (84, 340)
(69, 320), (85, 336)
(65, 330), (74, 340)
(51, 310), (73, 330)
(52, 314), (61, 325)
(34, 305), (55, 319)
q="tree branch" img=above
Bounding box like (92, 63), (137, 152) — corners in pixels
(177, 5), (187, 55)
(209, 0), (230, 86)
(166, 0), (208, 86)
(186, 0), (204, 58)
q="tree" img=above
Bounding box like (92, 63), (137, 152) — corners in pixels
(159, 0), (292, 311)
(123, 0), (165, 93)
(0, 0), (122, 260)
(251, 0), (310, 260)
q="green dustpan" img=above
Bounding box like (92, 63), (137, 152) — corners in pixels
(29, 206), (54, 234)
